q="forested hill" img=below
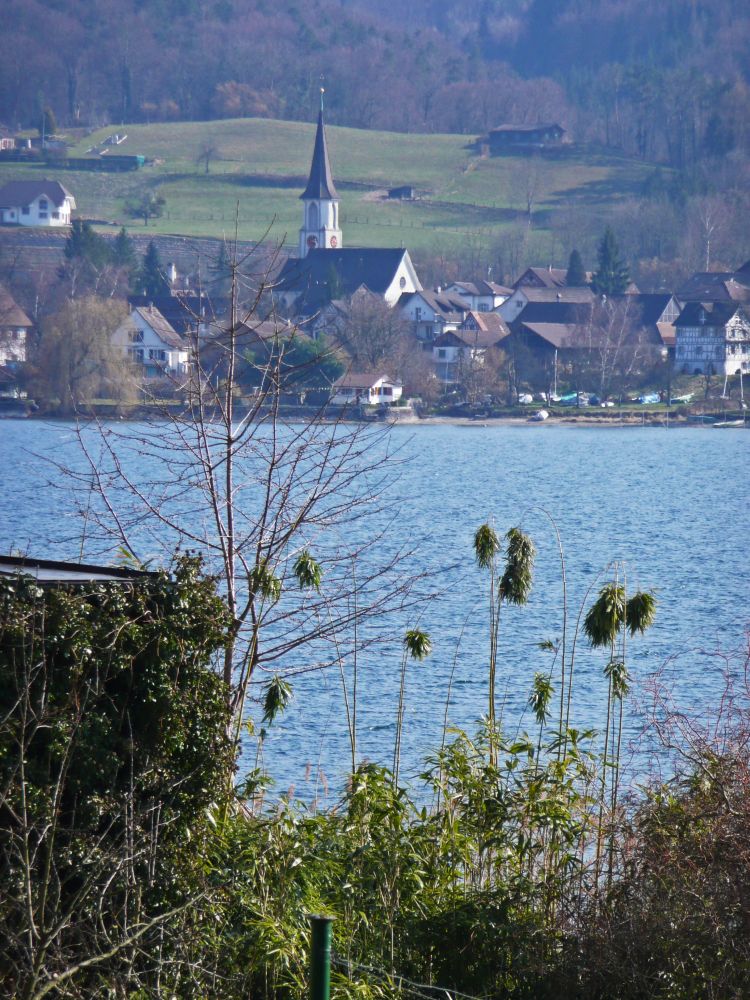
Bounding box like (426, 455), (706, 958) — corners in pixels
(2, 0), (749, 173)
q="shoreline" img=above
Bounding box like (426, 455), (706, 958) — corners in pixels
(11, 409), (747, 429)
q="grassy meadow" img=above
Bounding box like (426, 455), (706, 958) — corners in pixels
(0, 118), (657, 257)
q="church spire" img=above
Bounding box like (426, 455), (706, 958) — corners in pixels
(300, 95), (338, 201)
(298, 89), (342, 257)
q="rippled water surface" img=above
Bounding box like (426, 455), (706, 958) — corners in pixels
(1, 419), (748, 799)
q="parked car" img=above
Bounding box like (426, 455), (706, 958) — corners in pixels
(637, 392), (661, 404)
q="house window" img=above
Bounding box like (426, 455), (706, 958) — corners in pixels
(22, 206), (30, 215)
(478, 303), (488, 312)
(39, 199), (48, 210)
(39, 213), (48, 219)
(149, 349), (167, 361)
(128, 347), (144, 362)
(437, 349), (446, 359)
(129, 330), (144, 343)
(52, 211), (60, 220)
(415, 308), (422, 321)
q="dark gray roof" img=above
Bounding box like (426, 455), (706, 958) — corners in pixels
(276, 248), (408, 310)
(511, 300), (593, 327)
(0, 179), (74, 208)
(490, 123), (564, 135)
(517, 322), (589, 349)
(127, 292), (220, 335)
(300, 110), (338, 201)
(675, 301), (745, 327)
(401, 289), (467, 318)
(629, 293), (675, 326)
(0, 554), (156, 585)
(676, 271), (750, 302)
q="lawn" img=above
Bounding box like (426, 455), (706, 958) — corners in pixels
(0, 118), (659, 256)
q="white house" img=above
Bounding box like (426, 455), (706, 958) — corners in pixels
(443, 280), (511, 312)
(398, 288), (467, 344)
(0, 285), (32, 366)
(330, 371), (403, 406)
(112, 305), (190, 379)
(674, 302), (750, 376)
(0, 180), (75, 227)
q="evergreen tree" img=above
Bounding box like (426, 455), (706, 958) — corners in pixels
(64, 219), (110, 270)
(565, 248), (587, 287)
(136, 241), (170, 298)
(591, 227), (630, 296)
(111, 227), (136, 271)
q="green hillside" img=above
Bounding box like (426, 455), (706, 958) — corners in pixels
(0, 118), (658, 258)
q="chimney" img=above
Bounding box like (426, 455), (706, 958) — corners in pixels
(167, 262), (177, 286)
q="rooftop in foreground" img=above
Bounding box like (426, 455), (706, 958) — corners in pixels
(0, 555), (157, 585)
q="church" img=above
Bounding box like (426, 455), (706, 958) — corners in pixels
(274, 102), (422, 315)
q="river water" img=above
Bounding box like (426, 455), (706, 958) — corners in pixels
(1, 419), (748, 800)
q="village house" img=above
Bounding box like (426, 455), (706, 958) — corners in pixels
(432, 311), (509, 388)
(628, 293), (682, 354)
(0, 284), (32, 366)
(112, 304), (190, 379)
(0, 179), (75, 227)
(499, 285), (595, 324)
(330, 371), (402, 406)
(274, 103), (422, 315)
(674, 302), (750, 376)
(398, 288), (468, 345)
(443, 280), (511, 312)
(513, 266), (575, 290)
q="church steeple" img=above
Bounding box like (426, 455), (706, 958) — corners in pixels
(299, 92), (342, 257)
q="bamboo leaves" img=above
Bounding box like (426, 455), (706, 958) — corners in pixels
(262, 675), (293, 725)
(403, 629), (432, 661)
(474, 524), (535, 731)
(473, 523), (500, 570)
(499, 527), (536, 606)
(293, 550), (322, 592)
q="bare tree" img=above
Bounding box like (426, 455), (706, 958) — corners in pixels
(58, 238), (427, 748)
(331, 290), (411, 371)
(196, 139), (219, 175)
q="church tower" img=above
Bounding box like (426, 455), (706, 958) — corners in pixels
(298, 93), (342, 258)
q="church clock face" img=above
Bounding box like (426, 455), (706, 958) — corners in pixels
(307, 235), (318, 249)
(329, 236), (338, 248)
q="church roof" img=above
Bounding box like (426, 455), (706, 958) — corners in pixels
(276, 248), (410, 310)
(300, 110), (338, 201)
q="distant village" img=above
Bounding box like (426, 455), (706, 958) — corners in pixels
(0, 112), (749, 418)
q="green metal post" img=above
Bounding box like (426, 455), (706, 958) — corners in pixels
(309, 914), (334, 1000)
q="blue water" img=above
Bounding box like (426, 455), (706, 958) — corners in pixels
(1, 419), (748, 801)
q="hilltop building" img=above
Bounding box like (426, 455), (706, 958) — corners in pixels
(276, 103), (421, 316)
